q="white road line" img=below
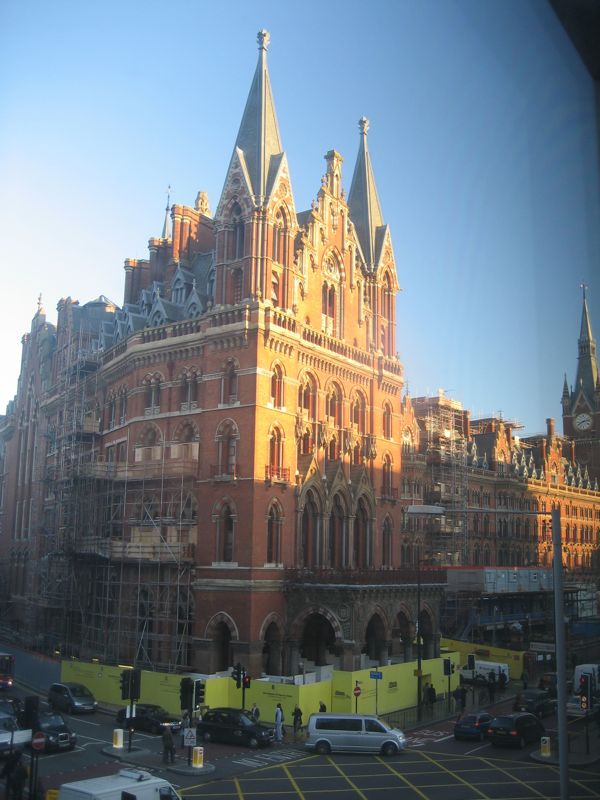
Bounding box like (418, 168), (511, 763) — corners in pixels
(70, 718), (101, 726)
(434, 734), (454, 742)
(465, 742), (491, 754)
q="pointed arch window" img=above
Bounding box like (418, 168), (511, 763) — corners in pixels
(144, 376), (161, 415)
(214, 420), (239, 478)
(354, 500), (371, 568)
(381, 454), (394, 498)
(351, 393), (367, 434)
(266, 505), (282, 564)
(217, 504), (235, 562)
(328, 494), (346, 568)
(301, 491), (320, 567)
(382, 518), (392, 567)
(272, 209), (286, 264)
(232, 269), (243, 304)
(326, 385), (343, 428)
(271, 272), (280, 307)
(383, 403), (392, 440)
(222, 362), (238, 404)
(229, 203), (244, 261)
(207, 269), (215, 303)
(267, 427), (287, 482)
(270, 365), (284, 408)
(298, 375), (316, 421)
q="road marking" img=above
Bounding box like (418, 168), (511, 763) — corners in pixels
(327, 757), (370, 800)
(417, 750), (491, 798)
(281, 763), (307, 799)
(435, 734), (453, 742)
(478, 754), (549, 797)
(233, 776), (243, 800)
(376, 756), (432, 800)
(465, 742), (491, 755)
(69, 717), (101, 726)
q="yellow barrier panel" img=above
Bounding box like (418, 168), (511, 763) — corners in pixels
(46, 791), (59, 800)
(192, 746), (204, 768)
(113, 728), (124, 749)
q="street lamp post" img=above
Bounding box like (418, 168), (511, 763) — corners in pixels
(416, 558), (422, 721)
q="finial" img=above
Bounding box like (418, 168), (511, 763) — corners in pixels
(166, 184), (172, 211)
(580, 281), (588, 301)
(257, 29), (270, 50)
(358, 116), (370, 136)
(37, 293), (43, 313)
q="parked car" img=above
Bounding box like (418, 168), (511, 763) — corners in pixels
(48, 682), (98, 714)
(513, 689), (556, 718)
(487, 713), (545, 748)
(197, 708), (274, 748)
(537, 672), (559, 698)
(116, 704), (181, 735)
(304, 713), (406, 755)
(566, 694), (587, 718)
(453, 711), (493, 741)
(0, 697), (23, 723)
(33, 711), (77, 752)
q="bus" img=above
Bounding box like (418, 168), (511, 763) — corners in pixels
(0, 653), (15, 689)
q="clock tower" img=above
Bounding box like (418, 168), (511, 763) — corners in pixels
(562, 285), (600, 480)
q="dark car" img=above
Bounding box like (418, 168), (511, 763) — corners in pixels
(34, 712), (77, 752)
(488, 713), (545, 748)
(453, 711), (494, 741)
(116, 704), (181, 735)
(48, 682), (98, 714)
(197, 708), (274, 748)
(513, 689), (556, 718)
(0, 697), (23, 723)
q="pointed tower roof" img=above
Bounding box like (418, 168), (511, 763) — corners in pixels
(161, 186), (172, 240)
(348, 117), (386, 269)
(233, 30), (283, 204)
(575, 282), (598, 402)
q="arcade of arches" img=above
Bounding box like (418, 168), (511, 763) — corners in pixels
(196, 589), (442, 675)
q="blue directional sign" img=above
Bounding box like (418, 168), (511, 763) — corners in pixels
(370, 670), (383, 680)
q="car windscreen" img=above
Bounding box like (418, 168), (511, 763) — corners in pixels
(70, 685), (93, 697)
(460, 715), (478, 724)
(491, 716), (513, 728)
(39, 714), (65, 728)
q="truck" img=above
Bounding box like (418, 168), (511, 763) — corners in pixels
(58, 769), (181, 800)
(459, 659), (510, 685)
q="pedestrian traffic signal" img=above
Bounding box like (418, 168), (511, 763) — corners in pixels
(443, 658), (451, 676)
(232, 663), (243, 689)
(579, 673), (591, 712)
(194, 680), (205, 707)
(120, 670), (132, 701)
(180, 677), (194, 711)
(130, 668), (141, 701)
(243, 674), (251, 689)
(467, 654), (475, 671)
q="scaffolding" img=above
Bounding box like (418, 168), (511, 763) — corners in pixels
(36, 303), (196, 671)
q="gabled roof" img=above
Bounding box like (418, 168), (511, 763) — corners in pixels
(231, 30), (283, 204)
(348, 117), (386, 270)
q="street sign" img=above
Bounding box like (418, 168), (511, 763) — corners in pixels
(31, 731), (46, 751)
(183, 727), (197, 747)
(353, 686), (361, 697)
(370, 671), (383, 680)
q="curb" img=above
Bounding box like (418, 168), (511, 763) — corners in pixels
(530, 748), (600, 766)
(101, 746), (217, 777)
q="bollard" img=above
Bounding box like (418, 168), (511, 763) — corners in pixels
(540, 736), (551, 758)
(192, 746), (204, 769)
(113, 728), (124, 749)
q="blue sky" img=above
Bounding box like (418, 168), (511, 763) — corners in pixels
(1, 0), (598, 435)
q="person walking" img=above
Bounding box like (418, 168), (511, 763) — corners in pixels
(162, 726), (176, 764)
(520, 670), (529, 690)
(10, 756), (27, 800)
(488, 671), (496, 703)
(275, 703), (284, 743)
(319, 700), (327, 713)
(459, 685), (468, 713)
(251, 702), (260, 722)
(292, 705), (303, 742)
(498, 671), (507, 695)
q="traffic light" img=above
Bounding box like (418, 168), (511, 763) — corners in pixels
(120, 670), (131, 701)
(180, 677), (194, 711)
(467, 654), (475, 671)
(195, 680), (206, 707)
(579, 673), (591, 712)
(232, 663), (243, 689)
(443, 658), (451, 677)
(130, 668), (141, 701)
(243, 674), (251, 689)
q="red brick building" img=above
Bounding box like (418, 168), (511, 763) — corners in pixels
(0, 32), (597, 674)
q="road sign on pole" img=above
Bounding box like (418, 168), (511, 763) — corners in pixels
(31, 732), (45, 751)
(369, 671), (383, 680)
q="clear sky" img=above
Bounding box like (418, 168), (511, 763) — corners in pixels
(1, 0), (598, 436)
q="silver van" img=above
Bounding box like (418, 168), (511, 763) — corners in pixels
(304, 713), (406, 756)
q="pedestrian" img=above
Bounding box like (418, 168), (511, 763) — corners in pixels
(498, 672), (507, 695)
(251, 702), (260, 722)
(180, 710), (190, 748)
(488, 671), (496, 703)
(428, 684), (437, 710)
(319, 700), (327, 713)
(292, 704), (303, 742)
(521, 670), (529, 690)
(275, 703), (284, 743)
(10, 756), (27, 800)
(162, 726), (176, 764)
(453, 686), (462, 716)
(459, 685), (467, 712)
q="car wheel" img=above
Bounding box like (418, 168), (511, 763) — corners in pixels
(381, 742), (398, 757)
(248, 736), (259, 749)
(202, 731), (212, 743)
(315, 741), (330, 755)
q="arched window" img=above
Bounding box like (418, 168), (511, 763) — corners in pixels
(382, 455), (393, 498)
(383, 403), (392, 440)
(266, 505), (282, 564)
(325, 385), (343, 428)
(382, 518), (392, 567)
(301, 491), (319, 567)
(329, 494), (345, 568)
(382, 272), (394, 356)
(223, 362), (238, 404)
(229, 203), (244, 261)
(297, 374), (316, 420)
(351, 393), (367, 434)
(232, 269), (243, 304)
(215, 420), (239, 478)
(180, 371), (198, 410)
(354, 500), (370, 568)
(218, 504), (235, 562)
(207, 269), (215, 303)
(321, 282), (336, 336)
(144, 376), (161, 414)
(119, 390), (128, 424)
(272, 210), (285, 264)
(268, 427), (285, 481)
(271, 272), (280, 306)
(270, 365), (284, 408)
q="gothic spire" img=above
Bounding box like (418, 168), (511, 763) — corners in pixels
(161, 185), (172, 240)
(232, 30), (283, 205)
(348, 117), (386, 270)
(575, 283), (598, 403)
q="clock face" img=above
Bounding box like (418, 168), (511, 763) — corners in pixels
(574, 412), (592, 431)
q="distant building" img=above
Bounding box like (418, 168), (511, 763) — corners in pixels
(0, 32), (597, 675)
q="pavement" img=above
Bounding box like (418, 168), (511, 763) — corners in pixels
(101, 744), (218, 778)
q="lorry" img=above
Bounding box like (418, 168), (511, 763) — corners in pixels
(58, 769), (181, 800)
(459, 659), (510, 685)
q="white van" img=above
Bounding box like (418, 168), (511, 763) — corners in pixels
(304, 713), (406, 756)
(459, 660), (510, 684)
(58, 769), (181, 800)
